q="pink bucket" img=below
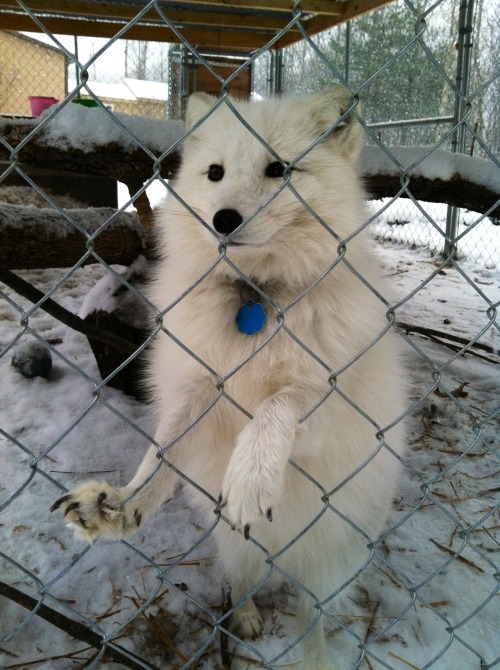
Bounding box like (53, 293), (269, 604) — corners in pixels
(28, 96), (59, 116)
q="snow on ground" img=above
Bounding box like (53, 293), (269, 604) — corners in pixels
(371, 199), (500, 268)
(0, 231), (498, 669)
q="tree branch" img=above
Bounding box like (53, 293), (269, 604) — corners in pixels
(0, 263), (138, 356)
(0, 580), (162, 670)
(0, 206), (151, 269)
(397, 321), (499, 364)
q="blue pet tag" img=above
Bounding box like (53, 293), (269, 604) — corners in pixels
(236, 302), (267, 336)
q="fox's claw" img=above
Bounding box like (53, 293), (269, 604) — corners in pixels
(51, 481), (140, 543)
(50, 494), (72, 512)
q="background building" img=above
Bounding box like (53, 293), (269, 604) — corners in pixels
(0, 31), (67, 116)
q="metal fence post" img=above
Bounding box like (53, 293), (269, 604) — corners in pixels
(274, 50), (284, 94)
(267, 50), (275, 94)
(344, 20), (351, 84)
(268, 50), (284, 95)
(444, 0), (475, 260)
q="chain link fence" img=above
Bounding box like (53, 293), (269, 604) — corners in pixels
(0, 1), (499, 669)
(272, 0), (500, 264)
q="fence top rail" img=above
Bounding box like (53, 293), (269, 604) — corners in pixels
(369, 116), (455, 130)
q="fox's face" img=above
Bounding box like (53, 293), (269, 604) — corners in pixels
(174, 89), (365, 252)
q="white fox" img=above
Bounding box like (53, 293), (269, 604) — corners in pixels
(52, 88), (406, 669)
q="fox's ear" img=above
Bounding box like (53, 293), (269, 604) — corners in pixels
(185, 92), (217, 129)
(310, 87), (364, 162)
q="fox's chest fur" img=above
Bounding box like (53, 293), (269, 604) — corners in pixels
(151, 273), (327, 411)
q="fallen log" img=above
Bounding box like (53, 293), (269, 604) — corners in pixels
(0, 204), (152, 269)
(0, 119), (180, 186)
(365, 172), (499, 219)
(0, 120), (498, 218)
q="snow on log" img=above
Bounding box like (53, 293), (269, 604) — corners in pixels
(361, 145), (500, 218)
(0, 108), (499, 220)
(0, 204), (150, 269)
(0, 109), (182, 184)
(0, 118), (179, 224)
(0, 111), (181, 227)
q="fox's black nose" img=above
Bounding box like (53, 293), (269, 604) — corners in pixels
(213, 209), (243, 235)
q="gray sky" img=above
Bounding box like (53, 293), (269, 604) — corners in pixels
(24, 32), (128, 83)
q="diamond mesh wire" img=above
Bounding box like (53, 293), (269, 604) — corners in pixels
(0, 1), (499, 669)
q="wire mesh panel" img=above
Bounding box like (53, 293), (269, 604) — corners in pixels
(0, 1), (499, 669)
(168, 46), (252, 119)
(277, 0), (500, 263)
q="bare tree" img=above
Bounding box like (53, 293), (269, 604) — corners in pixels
(125, 40), (149, 80)
(125, 40), (169, 82)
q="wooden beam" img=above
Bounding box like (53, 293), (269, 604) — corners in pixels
(0, 0), (397, 50)
(275, 0), (398, 48)
(161, 11), (298, 34)
(0, 13), (275, 48)
(155, 0), (344, 15)
(0, 1), (301, 33)
(340, 0), (398, 22)
(0, 0), (345, 18)
(0, 0), (151, 20)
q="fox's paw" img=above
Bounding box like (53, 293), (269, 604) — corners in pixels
(230, 598), (263, 640)
(51, 481), (142, 543)
(220, 456), (278, 536)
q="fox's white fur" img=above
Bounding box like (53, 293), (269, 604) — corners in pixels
(53, 88), (406, 669)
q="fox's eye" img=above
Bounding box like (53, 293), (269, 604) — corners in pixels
(208, 164), (224, 182)
(265, 161), (292, 178)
